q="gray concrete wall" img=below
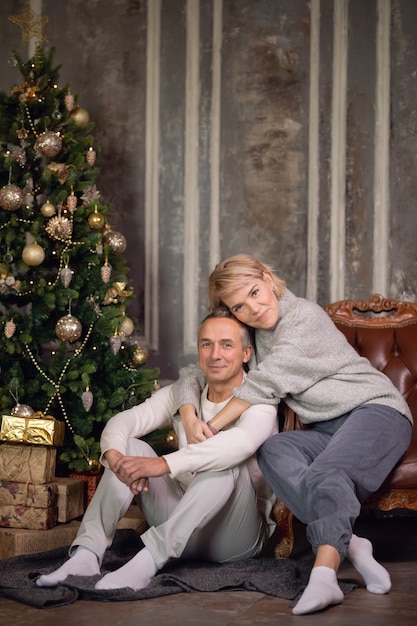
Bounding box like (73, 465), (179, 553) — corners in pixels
(1, 0), (416, 380)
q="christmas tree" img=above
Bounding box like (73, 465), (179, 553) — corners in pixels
(0, 20), (159, 472)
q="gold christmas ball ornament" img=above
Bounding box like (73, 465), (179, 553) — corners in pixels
(70, 106), (90, 127)
(40, 199), (56, 216)
(87, 458), (102, 473)
(10, 403), (35, 417)
(55, 314), (82, 342)
(35, 131), (63, 158)
(103, 229), (127, 255)
(88, 208), (105, 230)
(0, 184), (24, 211)
(132, 345), (149, 366)
(119, 315), (134, 336)
(22, 242), (45, 266)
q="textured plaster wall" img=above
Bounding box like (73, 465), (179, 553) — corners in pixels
(0, 0), (416, 380)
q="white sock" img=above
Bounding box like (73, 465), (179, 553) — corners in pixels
(347, 534), (391, 594)
(95, 547), (158, 591)
(36, 546), (100, 587)
(292, 566), (344, 615)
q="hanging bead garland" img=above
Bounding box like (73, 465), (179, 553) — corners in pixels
(24, 320), (95, 436)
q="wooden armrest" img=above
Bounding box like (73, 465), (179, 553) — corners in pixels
(280, 404), (304, 432)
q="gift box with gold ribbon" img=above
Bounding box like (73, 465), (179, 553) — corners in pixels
(0, 412), (65, 447)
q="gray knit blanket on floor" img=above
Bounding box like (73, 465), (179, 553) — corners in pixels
(0, 529), (356, 608)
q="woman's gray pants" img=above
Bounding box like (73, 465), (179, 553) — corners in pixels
(257, 404), (412, 560)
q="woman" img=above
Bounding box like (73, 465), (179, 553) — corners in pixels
(174, 254), (412, 616)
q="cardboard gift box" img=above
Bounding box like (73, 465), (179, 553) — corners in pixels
(0, 413), (64, 446)
(0, 520), (81, 559)
(0, 444), (57, 484)
(54, 477), (85, 523)
(69, 471), (102, 507)
(0, 504), (58, 530)
(0, 505), (147, 559)
(0, 480), (58, 508)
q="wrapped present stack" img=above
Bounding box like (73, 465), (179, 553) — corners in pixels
(0, 403), (71, 531)
(0, 404), (148, 559)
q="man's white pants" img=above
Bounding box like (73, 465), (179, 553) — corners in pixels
(70, 439), (268, 569)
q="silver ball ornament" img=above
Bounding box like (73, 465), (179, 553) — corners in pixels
(0, 184), (24, 211)
(35, 131), (63, 158)
(10, 403), (35, 417)
(103, 230), (127, 255)
(55, 314), (82, 342)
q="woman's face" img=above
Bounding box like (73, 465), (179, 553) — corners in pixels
(222, 272), (279, 330)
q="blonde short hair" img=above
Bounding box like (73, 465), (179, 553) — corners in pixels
(208, 254), (286, 311)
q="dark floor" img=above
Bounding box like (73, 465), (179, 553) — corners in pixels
(0, 515), (416, 625)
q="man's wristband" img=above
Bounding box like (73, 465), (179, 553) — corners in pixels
(207, 421), (219, 435)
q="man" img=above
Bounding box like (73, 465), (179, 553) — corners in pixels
(37, 308), (278, 591)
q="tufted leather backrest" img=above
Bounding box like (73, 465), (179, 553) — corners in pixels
(324, 294), (417, 447)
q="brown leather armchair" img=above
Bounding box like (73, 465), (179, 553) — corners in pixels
(274, 294), (417, 558)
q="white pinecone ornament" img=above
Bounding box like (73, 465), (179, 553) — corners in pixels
(81, 388), (93, 412)
(67, 192), (77, 212)
(4, 319), (16, 338)
(86, 147), (96, 166)
(65, 91), (75, 111)
(110, 333), (122, 355)
(101, 262), (112, 283)
(60, 266), (73, 287)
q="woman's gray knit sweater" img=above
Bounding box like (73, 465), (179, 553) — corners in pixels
(173, 289), (412, 425)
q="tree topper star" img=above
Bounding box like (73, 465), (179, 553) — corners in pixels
(9, 0), (49, 44)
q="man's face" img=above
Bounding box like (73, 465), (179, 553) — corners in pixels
(198, 317), (251, 387)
